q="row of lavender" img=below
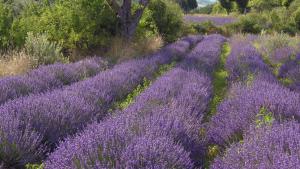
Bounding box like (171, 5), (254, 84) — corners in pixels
(206, 38), (300, 168)
(0, 36), (203, 168)
(0, 58), (107, 105)
(44, 35), (226, 169)
(278, 53), (300, 92)
(184, 15), (236, 26)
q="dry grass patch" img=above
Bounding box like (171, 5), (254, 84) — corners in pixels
(106, 36), (163, 63)
(0, 51), (32, 77)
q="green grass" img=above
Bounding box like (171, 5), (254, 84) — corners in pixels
(111, 61), (176, 112)
(204, 42), (230, 121)
(255, 107), (275, 128)
(203, 43), (231, 169)
(25, 164), (44, 169)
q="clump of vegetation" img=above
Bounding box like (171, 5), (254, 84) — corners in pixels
(0, 50), (31, 77)
(149, 0), (184, 42)
(24, 32), (65, 66)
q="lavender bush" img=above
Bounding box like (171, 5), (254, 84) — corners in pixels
(45, 35), (226, 169)
(180, 34), (226, 73)
(184, 15), (236, 26)
(207, 78), (300, 146)
(45, 67), (210, 169)
(206, 38), (300, 146)
(278, 52), (300, 92)
(120, 135), (193, 169)
(212, 121), (300, 169)
(0, 37), (199, 168)
(0, 57), (107, 105)
(225, 39), (274, 83)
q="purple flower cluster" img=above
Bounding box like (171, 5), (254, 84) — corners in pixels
(0, 57), (107, 105)
(184, 15), (236, 26)
(0, 37), (199, 168)
(270, 47), (295, 64)
(120, 136), (193, 169)
(226, 39), (274, 83)
(207, 78), (300, 145)
(212, 121), (300, 169)
(45, 35), (226, 169)
(206, 39), (300, 146)
(278, 53), (300, 92)
(180, 34), (227, 73)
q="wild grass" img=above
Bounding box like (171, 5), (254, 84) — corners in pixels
(105, 36), (163, 63)
(0, 51), (32, 77)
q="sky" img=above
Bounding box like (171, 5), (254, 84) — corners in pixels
(197, 0), (217, 7)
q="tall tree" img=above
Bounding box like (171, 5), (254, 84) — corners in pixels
(110, 0), (150, 40)
(218, 0), (232, 14)
(176, 0), (198, 12)
(235, 0), (249, 13)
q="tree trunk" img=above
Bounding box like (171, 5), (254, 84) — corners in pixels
(118, 0), (150, 40)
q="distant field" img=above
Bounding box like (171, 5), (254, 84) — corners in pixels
(184, 14), (237, 26)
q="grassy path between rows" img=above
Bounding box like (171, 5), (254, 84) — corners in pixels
(203, 42), (231, 169)
(204, 42), (230, 122)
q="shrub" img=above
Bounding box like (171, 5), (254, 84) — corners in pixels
(294, 7), (300, 29)
(12, 0), (117, 50)
(0, 2), (13, 49)
(191, 21), (224, 35)
(255, 32), (300, 64)
(148, 0), (184, 42)
(212, 2), (228, 14)
(226, 13), (267, 34)
(135, 8), (159, 40)
(249, 0), (282, 11)
(24, 32), (65, 66)
(267, 7), (297, 35)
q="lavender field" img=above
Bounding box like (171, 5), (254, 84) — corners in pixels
(184, 15), (237, 26)
(1, 0), (300, 168)
(0, 32), (299, 169)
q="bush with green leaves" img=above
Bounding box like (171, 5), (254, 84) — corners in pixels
(135, 8), (159, 40)
(191, 21), (224, 35)
(212, 2), (228, 14)
(226, 13), (267, 34)
(294, 7), (300, 29)
(148, 0), (184, 42)
(0, 1), (13, 49)
(12, 0), (117, 50)
(24, 32), (65, 66)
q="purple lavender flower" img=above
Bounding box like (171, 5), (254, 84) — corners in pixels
(270, 47), (295, 64)
(180, 34), (226, 73)
(226, 39), (274, 83)
(120, 135), (193, 169)
(206, 38), (300, 146)
(184, 15), (236, 26)
(296, 53), (300, 61)
(207, 78), (300, 146)
(0, 37), (196, 168)
(45, 35), (226, 169)
(0, 57), (107, 105)
(211, 121), (300, 169)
